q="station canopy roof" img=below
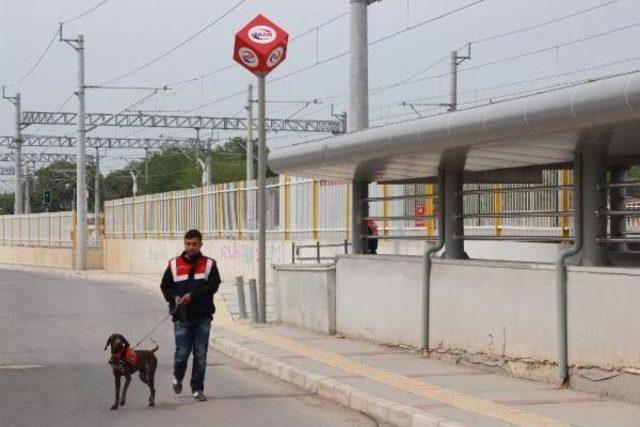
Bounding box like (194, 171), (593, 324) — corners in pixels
(268, 71), (640, 183)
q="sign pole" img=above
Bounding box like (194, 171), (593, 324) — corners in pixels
(234, 13), (289, 325)
(257, 75), (267, 323)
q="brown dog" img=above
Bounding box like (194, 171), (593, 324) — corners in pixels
(104, 333), (158, 410)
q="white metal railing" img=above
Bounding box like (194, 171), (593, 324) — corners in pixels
(105, 172), (581, 241)
(0, 212), (75, 247)
(0, 212), (102, 248)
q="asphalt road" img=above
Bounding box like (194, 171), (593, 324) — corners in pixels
(0, 270), (383, 427)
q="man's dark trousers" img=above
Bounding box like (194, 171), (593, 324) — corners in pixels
(174, 318), (211, 392)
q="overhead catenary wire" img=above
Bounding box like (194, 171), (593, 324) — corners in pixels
(101, 0), (247, 85)
(470, 0), (622, 45)
(61, 0), (114, 24)
(148, 9), (351, 103)
(185, 0), (488, 113)
(254, 0), (628, 122)
(3, 0), (115, 88)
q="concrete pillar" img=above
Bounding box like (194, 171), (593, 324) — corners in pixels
(351, 181), (369, 254)
(349, 0), (369, 132)
(609, 166), (627, 252)
(349, 0), (370, 254)
(581, 143), (608, 266)
(443, 155), (466, 259)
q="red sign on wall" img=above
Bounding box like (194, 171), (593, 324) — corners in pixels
(415, 205), (426, 227)
(233, 14), (289, 76)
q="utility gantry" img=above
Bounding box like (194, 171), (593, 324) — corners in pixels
(20, 111), (345, 134)
(0, 135), (214, 150)
(0, 152), (97, 164)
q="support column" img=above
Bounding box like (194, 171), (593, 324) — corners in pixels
(351, 182), (369, 254)
(443, 155), (466, 259)
(349, 0), (370, 254)
(581, 143), (608, 266)
(609, 166), (627, 252)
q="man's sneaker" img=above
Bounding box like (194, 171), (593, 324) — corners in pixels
(192, 391), (207, 401)
(172, 378), (182, 395)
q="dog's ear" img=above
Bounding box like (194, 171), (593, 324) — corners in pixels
(104, 334), (115, 351)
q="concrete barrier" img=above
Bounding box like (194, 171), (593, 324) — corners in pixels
(273, 263), (336, 335)
(336, 255), (423, 348)
(334, 254), (640, 375)
(0, 245), (102, 269)
(103, 238), (346, 282)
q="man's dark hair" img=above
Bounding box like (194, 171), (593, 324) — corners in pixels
(184, 229), (202, 241)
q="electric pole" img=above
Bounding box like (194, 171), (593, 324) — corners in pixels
(205, 139), (213, 186)
(448, 45), (471, 112)
(94, 147), (100, 219)
(24, 166), (30, 214)
(61, 28), (88, 270)
(246, 84), (254, 182)
(2, 88), (22, 214)
(246, 84), (255, 241)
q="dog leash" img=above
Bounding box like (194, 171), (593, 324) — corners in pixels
(131, 311), (172, 349)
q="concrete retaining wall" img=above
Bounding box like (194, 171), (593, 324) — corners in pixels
(0, 245), (102, 269)
(104, 238), (296, 281)
(103, 237), (560, 280)
(273, 264), (336, 335)
(335, 254), (640, 372)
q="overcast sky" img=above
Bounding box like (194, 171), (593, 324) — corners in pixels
(0, 0), (639, 190)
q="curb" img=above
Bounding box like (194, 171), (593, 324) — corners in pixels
(211, 335), (465, 427)
(0, 264), (467, 427)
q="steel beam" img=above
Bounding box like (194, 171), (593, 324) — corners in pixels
(0, 135), (213, 150)
(21, 111), (344, 134)
(0, 153), (96, 163)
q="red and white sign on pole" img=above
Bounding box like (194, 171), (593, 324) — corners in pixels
(233, 14), (289, 324)
(233, 14), (289, 76)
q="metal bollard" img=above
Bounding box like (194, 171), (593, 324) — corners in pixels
(235, 276), (248, 319)
(248, 278), (259, 323)
(258, 283), (267, 323)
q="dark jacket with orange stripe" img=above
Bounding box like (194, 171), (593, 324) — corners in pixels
(160, 251), (222, 321)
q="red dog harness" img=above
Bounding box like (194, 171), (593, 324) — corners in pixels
(112, 348), (139, 366)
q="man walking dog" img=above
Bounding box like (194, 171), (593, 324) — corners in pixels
(160, 229), (221, 401)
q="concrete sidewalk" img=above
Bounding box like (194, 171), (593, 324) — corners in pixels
(5, 264), (640, 427)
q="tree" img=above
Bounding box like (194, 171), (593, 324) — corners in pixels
(0, 193), (13, 215)
(101, 137), (279, 199)
(29, 161), (98, 213)
(627, 166), (640, 197)
(216, 136), (277, 180)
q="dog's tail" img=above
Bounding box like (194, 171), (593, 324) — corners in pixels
(149, 338), (159, 353)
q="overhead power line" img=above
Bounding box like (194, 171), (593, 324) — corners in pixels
(187, 0), (487, 113)
(61, 0), (113, 24)
(3, 0), (115, 88)
(370, 0), (485, 47)
(375, 20), (640, 94)
(244, 0), (627, 121)
(158, 10), (351, 100)
(102, 0), (247, 85)
(3, 31), (58, 88)
(471, 0), (621, 45)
